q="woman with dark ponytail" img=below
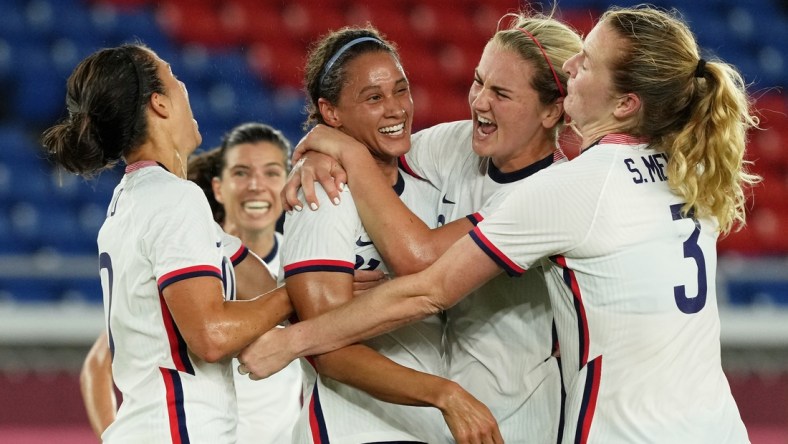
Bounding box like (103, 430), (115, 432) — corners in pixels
(42, 44), (292, 443)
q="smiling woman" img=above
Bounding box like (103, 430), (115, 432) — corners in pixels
(40, 44), (291, 443)
(265, 12), (581, 441)
(212, 122), (290, 257)
(270, 25), (501, 443)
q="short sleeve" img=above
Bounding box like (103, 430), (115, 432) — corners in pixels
(145, 182), (223, 291)
(218, 224), (249, 266)
(403, 120), (473, 189)
(281, 184), (359, 278)
(472, 169), (592, 276)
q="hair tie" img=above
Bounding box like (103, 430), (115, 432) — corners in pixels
(517, 28), (565, 97)
(319, 37), (384, 90)
(694, 58), (706, 78)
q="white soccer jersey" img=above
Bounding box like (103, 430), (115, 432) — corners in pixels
(98, 161), (237, 444)
(404, 120), (565, 442)
(233, 230), (303, 444)
(474, 134), (749, 443)
(283, 170), (448, 444)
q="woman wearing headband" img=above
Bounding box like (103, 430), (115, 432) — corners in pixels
(42, 44), (292, 442)
(266, 12), (581, 442)
(244, 5), (757, 442)
(260, 26), (500, 443)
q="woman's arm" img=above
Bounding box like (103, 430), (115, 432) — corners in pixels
(80, 331), (116, 438)
(240, 235), (500, 377)
(286, 269), (502, 443)
(79, 252), (281, 436)
(286, 125), (473, 276)
(163, 281), (292, 363)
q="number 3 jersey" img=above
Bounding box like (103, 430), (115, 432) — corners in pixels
(473, 134), (749, 443)
(98, 162), (242, 444)
(281, 170), (449, 444)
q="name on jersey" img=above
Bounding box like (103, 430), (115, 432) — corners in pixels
(624, 153), (668, 184)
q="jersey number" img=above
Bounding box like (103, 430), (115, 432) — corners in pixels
(99, 252), (116, 360)
(670, 204), (707, 314)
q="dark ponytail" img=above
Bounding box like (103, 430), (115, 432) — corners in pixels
(42, 44), (163, 177)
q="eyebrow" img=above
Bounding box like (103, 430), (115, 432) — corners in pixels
(581, 48), (592, 63)
(474, 69), (514, 95)
(229, 162), (286, 170)
(357, 77), (408, 96)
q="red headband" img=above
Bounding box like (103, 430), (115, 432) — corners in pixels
(517, 27), (565, 97)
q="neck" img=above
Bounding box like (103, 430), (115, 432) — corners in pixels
(237, 225), (276, 258)
(575, 121), (629, 151)
(492, 139), (555, 173)
(374, 157), (400, 186)
(125, 142), (188, 179)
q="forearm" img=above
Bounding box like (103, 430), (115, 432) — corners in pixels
(283, 236), (501, 359)
(315, 343), (456, 407)
(185, 286), (293, 362)
(80, 333), (116, 438)
(286, 273), (442, 358)
(218, 286), (292, 354)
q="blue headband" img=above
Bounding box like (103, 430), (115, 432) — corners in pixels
(319, 36), (384, 88)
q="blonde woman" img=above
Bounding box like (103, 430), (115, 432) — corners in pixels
(243, 5), (758, 443)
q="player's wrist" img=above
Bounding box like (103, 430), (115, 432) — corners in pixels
(432, 378), (463, 412)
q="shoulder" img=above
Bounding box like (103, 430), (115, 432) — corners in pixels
(138, 174), (212, 228)
(412, 120), (472, 147)
(136, 169), (205, 205)
(288, 184), (359, 230)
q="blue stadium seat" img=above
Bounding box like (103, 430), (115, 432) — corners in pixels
(12, 44), (67, 125)
(60, 277), (103, 305)
(35, 202), (96, 254)
(0, 2), (27, 43)
(77, 202), (107, 240)
(0, 124), (41, 163)
(0, 162), (10, 204)
(727, 280), (788, 306)
(0, 278), (61, 304)
(7, 162), (53, 204)
(110, 8), (169, 50)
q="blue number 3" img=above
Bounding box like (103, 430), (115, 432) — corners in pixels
(670, 204), (707, 314)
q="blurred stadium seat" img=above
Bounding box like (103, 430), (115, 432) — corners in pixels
(0, 0), (783, 303)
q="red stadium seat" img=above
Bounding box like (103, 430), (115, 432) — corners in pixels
(399, 43), (446, 90)
(280, 1), (347, 43)
(344, 3), (417, 48)
(411, 84), (471, 130)
(750, 207), (788, 254)
(436, 43), (480, 89)
(248, 40), (307, 89)
(558, 7), (600, 37)
(408, 4), (482, 47)
(750, 125), (788, 173)
(755, 92), (788, 127)
(157, 1), (236, 48)
(471, 1), (524, 37)
(224, 1), (284, 44)
(718, 222), (763, 256)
